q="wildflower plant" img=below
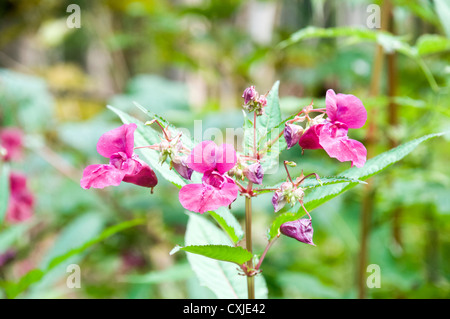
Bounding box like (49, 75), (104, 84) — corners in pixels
(78, 81), (446, 299)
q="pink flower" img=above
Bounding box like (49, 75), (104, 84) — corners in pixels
(280, 218), (315, 246)
(0, 127), (24, 162)
(80, 123), (158, 189)
(178, 141), (239, 214)
(298, 89), (367, 167)
(6, 172), (34, 223)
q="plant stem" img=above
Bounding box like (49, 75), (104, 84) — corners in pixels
(245, 192), (255, 299)
(255, 238), (277, 270)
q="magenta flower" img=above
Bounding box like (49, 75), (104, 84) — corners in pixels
(6, 172), (34, 223)
(280, 218), (315, 246)
(178, 141), (239, 214)
(0, 127), (23, 162)
(298, 89), (367, 168)
(80, 123), (158, 189)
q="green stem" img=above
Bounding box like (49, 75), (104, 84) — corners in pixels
(245, 193), (255, 299)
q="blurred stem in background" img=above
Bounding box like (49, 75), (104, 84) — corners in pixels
(358, 0), (391, 300)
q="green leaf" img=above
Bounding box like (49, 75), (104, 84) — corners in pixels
(1, 218), (145, 298)
(123, 263), (193, 284)
(0, 163), (10, 224)
(256, 81), (282, 136)
(267, 132), (447, 240)
(242, 111), (256, 156)
(208, 207), (244, 244)
(172, 244), (252, 265)
(254, 176), (366, 195)
(107, 105), (187, 188)
(184, 213), (268, 299)
(435, 0), (450, 38)
(416, 34), (450, 55)
(278, 26), (415, 55)
(0, 222), (33, 255)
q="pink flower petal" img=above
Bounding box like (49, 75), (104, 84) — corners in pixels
(214, 143), (237, 175)
(123, 158), (158, 188)
(0, 127), (23, 162)
(6, 172), (34, 223)
(179, 181), (238, 214)
(326, 89), (367, 129)
(96, 123), (137, 159)
(80, 164), (126, 189)
(298, 124), (323, 150)
(319, 123), (367, 168)
(186, 141), (218, 174)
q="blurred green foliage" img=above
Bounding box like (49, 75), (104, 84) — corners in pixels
(0, 0), (449, 299)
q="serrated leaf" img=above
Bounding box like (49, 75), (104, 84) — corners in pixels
(256, 81), (282, 135)
(175, 244), (252, 265)
(253, 176), (366, 195)
(184, 213), (268, 299)
(133, 101), (195, 148)
(267, 132), (447, 240)
(208, 207), (244, 244)
(278, 26), (414, 56)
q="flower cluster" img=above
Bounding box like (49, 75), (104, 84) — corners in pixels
(0, 127), (35, 223)
(241, 86), (268, 116)
(285, 89), (367, 168)
(80, 123), (158, 190)
(276, 89), (367, 246)
(79, 85), (367, 254)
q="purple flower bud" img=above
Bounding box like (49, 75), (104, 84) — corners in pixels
(280, 218), (315, 246)
(242, 86), (257, 105)
(172, 156), (193, 180)
(245, 162), (263, 185)
(257, 95), (267, 107)
(272, 191), (287, 212)
(284, 124), (304, 150)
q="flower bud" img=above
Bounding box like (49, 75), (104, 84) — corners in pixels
(171, 155), (193, 180)
(272, 191), (287, 213)
(280, 218), (315, 246)
(284, 124), (304, 150)
(242, 86), (257, 105)
(244, 162), (263, 185)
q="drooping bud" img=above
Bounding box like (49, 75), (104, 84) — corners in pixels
(272, 191), (287, 213)
(242, 86), (257, 105)
(244, 162), (263, 185)
(280, 218), (315, 246)
(284, 124), (304, 149)
(171, 155), (193, 180)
